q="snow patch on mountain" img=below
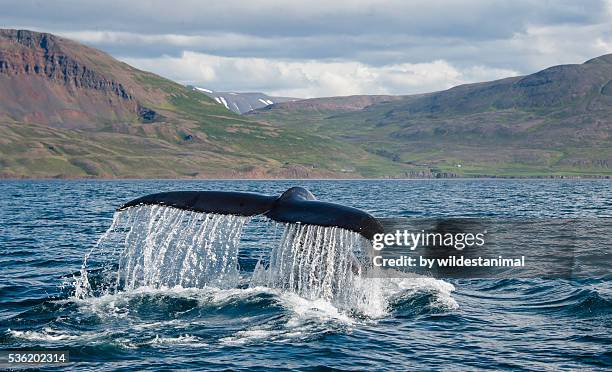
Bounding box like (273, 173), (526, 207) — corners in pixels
(189, 85), (296, 114)
(219, 96), (229, 109)
(194, 87), (213, 93)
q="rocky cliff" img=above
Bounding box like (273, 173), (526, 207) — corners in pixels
(0, 29), (158, 128)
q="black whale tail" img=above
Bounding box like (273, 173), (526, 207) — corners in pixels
(117, 187), (383, 240)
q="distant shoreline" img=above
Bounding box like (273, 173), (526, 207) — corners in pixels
(0, 175), (610, 181)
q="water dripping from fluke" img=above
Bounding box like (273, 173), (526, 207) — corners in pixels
(74, 187), (388, 313)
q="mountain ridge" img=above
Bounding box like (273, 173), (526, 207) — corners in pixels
(1, 29), (610, 178)
(250, 54), (612, 177)
(0, 29), (401, 178)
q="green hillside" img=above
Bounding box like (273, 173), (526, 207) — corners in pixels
(0, 29), (401, 178)
(1, 29), (610, 178)
(249, 55), (612, 177)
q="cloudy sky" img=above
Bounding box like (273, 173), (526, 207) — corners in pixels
(2, 0), (612, 97)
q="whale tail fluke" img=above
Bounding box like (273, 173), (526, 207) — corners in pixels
(117, 190), (276, 216)
(117, 187), (383, 240)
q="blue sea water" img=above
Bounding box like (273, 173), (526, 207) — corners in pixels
(0, 179), (610, 371)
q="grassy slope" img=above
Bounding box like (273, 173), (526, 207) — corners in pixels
(133, 73), (409, 177)
(250, 60), (612, 178)
(254, 105), (612, 177)
(0, 29), (405, 178)
(0, 71), (404, 178)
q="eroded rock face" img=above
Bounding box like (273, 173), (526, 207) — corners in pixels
(0, 30), (133, 98)
(0, 29), (157, 127)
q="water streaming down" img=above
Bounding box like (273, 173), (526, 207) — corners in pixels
(76, 204), (381, 312)
(251, 223), (379, 310)
(76, 205), (250, 297)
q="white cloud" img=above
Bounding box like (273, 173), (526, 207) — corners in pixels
(3, 0), (611, 96)
(123, 52), (518, 98)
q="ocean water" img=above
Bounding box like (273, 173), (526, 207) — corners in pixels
(0, 179), (610, 371)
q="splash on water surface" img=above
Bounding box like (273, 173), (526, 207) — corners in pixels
(8, 180), (607, 370)
(74, 205), (393, 315)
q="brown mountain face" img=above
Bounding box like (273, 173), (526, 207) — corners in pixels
(0, 29), (400, 179)
(0, 29), (163, 128)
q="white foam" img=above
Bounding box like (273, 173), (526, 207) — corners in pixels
(194, 87), (213, 93)
(379, 272), (459, 311)
(149, 334), (208, 347)
(218, 289), (359, 345)
(132, 319), (185, 331)
(9, 327), (91, 342)
(207, 285), (272, 303)
(278, 292), (356, 324)
(220, 329), (274, 345)
(61, 276), (456, 347)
